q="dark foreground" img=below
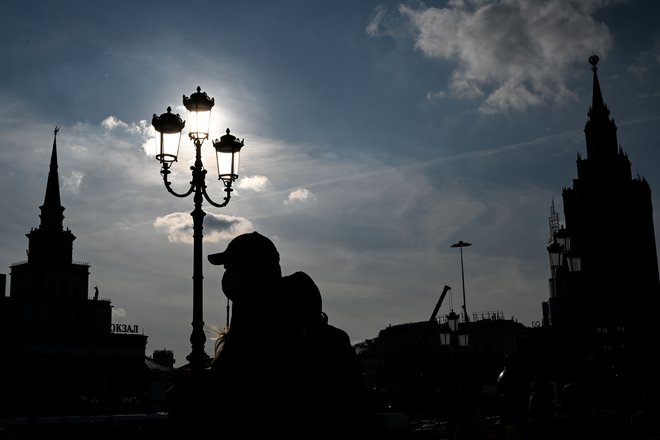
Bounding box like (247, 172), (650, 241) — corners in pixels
(1, 410), (659, 440)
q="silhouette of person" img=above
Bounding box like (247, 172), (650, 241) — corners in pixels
(278, 271), (371, 437)
(558, 380), (590, 440)
(631, 381), (659, 438)
(165, 231), (283, 437)
(204, 231), (370, 438)
(497, 353), (529, 440)
(527, 380), (554, 440)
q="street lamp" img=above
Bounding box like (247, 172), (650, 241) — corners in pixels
(555, 227), (570, 254)
(447, 309), (460, 332)
(441, 309), (460, 363)
(445, 309), (469, 347)
(555, 227), (581, 273)
(152, 86), (244, 372)
(451, 240), (472, 323)
(566, 252), (581, 273)
(546, 237), (563, 298)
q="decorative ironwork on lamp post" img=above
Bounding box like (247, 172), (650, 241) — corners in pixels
(152, 87), (244, 372)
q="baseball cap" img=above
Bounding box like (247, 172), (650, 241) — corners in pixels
(207, 231), (280, 267)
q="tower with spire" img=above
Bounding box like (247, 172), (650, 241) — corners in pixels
(543, 56), (660, 405)
(10, 127), (90, 300)
(0, 130), (152, 418)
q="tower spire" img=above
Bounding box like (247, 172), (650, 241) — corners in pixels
(584, 55), (618, 158)
(589, 55), (608, 119)
(39, 126), (65, 231)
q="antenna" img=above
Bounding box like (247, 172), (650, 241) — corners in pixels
(549, 199), (561, 241)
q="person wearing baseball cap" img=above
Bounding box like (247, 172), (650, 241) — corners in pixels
(202, 231), (372, 437)
(207, 231), (280, 269)
(207, 232), (288, 430)
(167, 231), (284, 437)
(207, 231), (282, 303)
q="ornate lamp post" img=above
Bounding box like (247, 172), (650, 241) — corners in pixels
(555, 227), (570, 255)
(555, 227), (581, 273)
(451, 240), (472, 323)
(152, 87), (244, 372)
(547, 237), (563, 298)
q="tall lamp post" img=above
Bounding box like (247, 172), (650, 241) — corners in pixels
(451, 240), (472, 323)
(152, 87), (244, 372)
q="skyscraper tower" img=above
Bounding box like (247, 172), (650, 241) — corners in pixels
(544, 56), (660, 399)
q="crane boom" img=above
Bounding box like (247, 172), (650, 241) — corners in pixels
(429, 285), (451, 323)
(396, 284), (452, 406)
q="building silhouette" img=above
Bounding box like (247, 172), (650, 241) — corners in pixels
(0, 130), (156, 418)
(543, 56), (660, 408)
(354, 310), (535, 422)
(353, 57), (660, 435)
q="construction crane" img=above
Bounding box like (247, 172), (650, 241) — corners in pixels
(429, 285), (452, 323)
(397, 285), (452, 404)
(415, 285), (452, 352)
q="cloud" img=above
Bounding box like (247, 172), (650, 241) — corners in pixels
(426, 90), (447, 101)
(366, 5), (391, 37)
(284, 188), (316, 205)
(153, 211), (253, 244)
(152, 213), (192, 243)
(62, 170), (84, 194)
(203, 213), (254, 242)
(100, 115), (155, 156)
(112, 307), (127, 318)
(102, 116), (129, 130)
(375, 0), (614, 113)
(238, 175), (271, 192)
(627, 36), (660, 84)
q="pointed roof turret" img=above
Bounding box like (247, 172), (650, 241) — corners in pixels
(588, 55), (609, 121)
(39, 126), (65, 231)
(584, 55), (618, 158)
(22, 127), (76, 266)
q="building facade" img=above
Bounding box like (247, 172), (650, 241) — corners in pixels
(354, 311), (536, 419)
(543, 56), (660, 406)
(0, 131), (150, 417)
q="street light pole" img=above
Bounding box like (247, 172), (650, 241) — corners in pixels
(451, 240), (472, 323)
(152, 87), (244, 372)
(547, 237), (563, 299)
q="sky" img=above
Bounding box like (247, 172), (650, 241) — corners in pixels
(0, 0), (659, 367)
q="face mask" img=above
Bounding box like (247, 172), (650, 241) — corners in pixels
(222, 269), (242, 301)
